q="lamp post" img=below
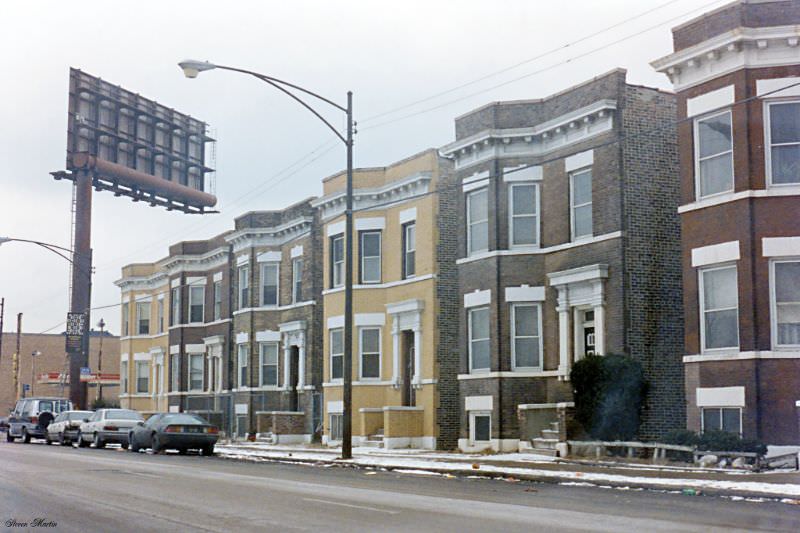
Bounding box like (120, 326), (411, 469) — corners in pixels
(178, 60), (356, 459)
(97, 318), (105, 404)
(31, 350), (41, 397)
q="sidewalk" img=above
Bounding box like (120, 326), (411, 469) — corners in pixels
(215, 441), (800, 501)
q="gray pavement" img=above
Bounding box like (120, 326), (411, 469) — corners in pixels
(1, 438), (799, 532)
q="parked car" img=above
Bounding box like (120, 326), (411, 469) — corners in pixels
(128, 413), (218, 455)
(0, 416), (9, 432)
(75, 408), (143, 448)
(45, 410), (93, 445)
(7, 397), (72, 443)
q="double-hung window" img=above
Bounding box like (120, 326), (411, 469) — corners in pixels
(238, 265), (250, 309)
(359, 328), (381, 379)
(330, 329), (344, 380)
(469, 307), (490, 372)
(136, 301), (150, 335)
(292, 258), (303, 303)
(360, 231), (382, 284)
(330, 413), (343, 441)
(511, 303), (542, 370)
(237, 344), (249, 389)
(331, 235), (344, 288)
(700, 265), (739, 351)
(467, 188), (489, 255)
(188, 285), (205, 323)
(766, 101), (800, 185)
(135, 361), (149, 393)
(260, 263), (279, 306)
(157, 298), (164, 334)
(772, 260), (800, 347)
(189, 353), (204, 391)
(403, 222), (416, 278)
(702, 407), (741, 436)
(259, 343), (279, 387)
(122, 302), (130, 336)
(213, 281), (222, 321)
(120, 361), (128, 394)
(510, 183), (538, 246)
(570, 168), (592, 240)
(170, 353), (180, 392)
(695, 111), (734, 198)
(170, 286), (180, 326)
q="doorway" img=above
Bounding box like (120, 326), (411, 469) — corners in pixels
(401, 330), (415, 407)
(289, 346), (300, 412)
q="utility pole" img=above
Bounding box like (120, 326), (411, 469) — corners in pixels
(14, 313), (22, 400)
(97, 318), (105, 404)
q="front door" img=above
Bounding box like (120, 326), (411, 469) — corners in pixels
(289, 346), (299, 412)
(401, 331), (415, 407)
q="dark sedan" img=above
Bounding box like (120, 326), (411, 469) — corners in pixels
(128, 413), (218, 455)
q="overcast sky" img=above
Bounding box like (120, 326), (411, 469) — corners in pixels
(0, 0), (730, 335)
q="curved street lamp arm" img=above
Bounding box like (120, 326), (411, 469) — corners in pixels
(0, 237), (91, 279)
(4, 237), (79, 255)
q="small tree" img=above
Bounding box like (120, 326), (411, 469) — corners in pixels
(570, 354), (647, 441)
(91, 398), (120, 409)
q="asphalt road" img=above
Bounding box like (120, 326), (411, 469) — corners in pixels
(1, 438), (799, 532)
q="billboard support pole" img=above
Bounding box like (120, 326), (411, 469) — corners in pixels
(69, 169), (92, 409)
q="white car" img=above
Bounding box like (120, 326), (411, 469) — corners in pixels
(75, 408), (143, 448)
(46, 410), (93, 445)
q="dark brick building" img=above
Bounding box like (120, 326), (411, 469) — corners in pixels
(652, 0), (800, 445)
(440, 69), (683, 452)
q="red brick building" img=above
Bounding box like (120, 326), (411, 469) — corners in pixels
(652, 0), (800, 444)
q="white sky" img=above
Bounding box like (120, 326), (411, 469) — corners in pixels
(0, 0), (730, 335)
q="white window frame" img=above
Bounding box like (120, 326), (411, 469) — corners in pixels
(292, 258), (303, 303)
(135, 361), (150, 394)
(329, 413), (343, 441)
(403, 222), (416, 279)
(136, 301), (151, 335)
(694, 110), (735, 200)
(237, 344), (249, 389)
(157, 298), (164, 334)
(170, 287), (180, 326)
(770, 258), (800, 349)
(120, 360), (128, 394)
(331, 235), (344, 288)
(188, 285), (205, 324)
(569, 167), (593, 241)
(170, 353), (180, 392)
(189, 353), (204, 392)
(238, 265), (250, 310)
(699, 264), (740, 353)
(764, 99), (800, 187)
(259, 342), (279, 387)
(511, 303), (543, 371)
(330, 328), (344, 381)
(700, 406), (742, 436)
(358, 327), (382, 380)
(122, 302), (130, 336)
(467, 188), (489, 256)
(360, 231), (382, 284)
(508, 182), (540, 248)
(470, 411), (491, 444)
(259, 262), (280, 307)
(213, 281), (222, 321)
(468, 307), (491, 373)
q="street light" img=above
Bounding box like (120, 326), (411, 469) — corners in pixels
(179, 59), (356, 459)
(0, 237), (92, 278)
(31, 350), (41, 397)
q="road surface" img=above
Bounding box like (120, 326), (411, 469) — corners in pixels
(1, 438), (799, 532)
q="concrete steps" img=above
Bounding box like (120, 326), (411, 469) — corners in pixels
(529, 420), (564, 457)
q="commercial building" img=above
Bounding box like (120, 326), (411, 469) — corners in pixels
(652, 0), (800, 444)
(440, 69), (684, 452)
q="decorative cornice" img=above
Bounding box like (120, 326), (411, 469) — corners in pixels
(224, 217), (313, 253)
(651, 25), (800, 91)
(161, 246), (230, 275)
(440, 100), (616, 171)
(114, 271), (169, 292)
(312, 172), (432, 221)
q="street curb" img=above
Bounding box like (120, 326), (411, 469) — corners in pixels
(214, 450), (800, 502)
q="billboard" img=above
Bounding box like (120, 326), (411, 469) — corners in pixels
(56, 68), (217, 214)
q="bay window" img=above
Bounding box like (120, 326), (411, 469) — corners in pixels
(467, 188), (488, 255)
(330, 329), (344, 380)
(469, 307), (490, 372)
(570, 168), (592, 240)
(510, 183), (539, 246)
(189, 285), (205, 323)
(511, 303), (542, 370)
(700, 265), (739, 351)
(695, 111), (734, 198)
(331, 235), (344, 288)
(189, 353), (204, 391)
(260, 263), (279, 306)
(359, 328), (381, 379)
(773, 260), (800, 347)
(766, 101), (800, 185)
(360, 231), (382, 284)
(237, 344), (249, 389)
(259, 343), (279, 387)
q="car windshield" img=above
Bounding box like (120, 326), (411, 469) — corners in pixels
(105, 410), (142, 421)
(38, 401), (54, 412)
(69, 411), (93, 421)
(163, 414), (207, 425)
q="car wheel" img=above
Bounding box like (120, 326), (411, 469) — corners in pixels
(45, 434), (52, 445)
(152, 434), (163, 454)
(178, 448), (187, 455)
(21, 428), (31, 444)
(77, 431), (89, 448)
(129, 434), (140, 453)
(6, 431), (15, 442)
(202, 445), (215, 456)
(93, 433), (105, 449)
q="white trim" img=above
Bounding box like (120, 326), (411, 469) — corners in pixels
(231, 301), (315, 316)
(185, 343), (205, 354)
(564, 149), (593, 172)
(257, 251), (282, 263)
(213, 272), (223, 282)
(510, 302), (543, 372)
(458, 370), (562, 380)
(678, 186), (800, 213)
(120, 353), (129, 362)
(569, 167), (593, 242)
(508, 182), (540, 248)
(235, 403), (248, 415)
(466, 187), (489, 255)
(770, 259), (800, 350)
(764, 97), (800, 188)
(757, 77), (800, 98)
(236, 332), (249, 344)
(255, 330), (281, 343)
(355, 217), (385, 231)
(548, 263), (608, 286)
(686, 85), (734, 118)
(464, 289), (491, 308)
(186, 276), (206, 286)
(457, 231), (622, 264)
(503, 165), (542, 182)
(167, 317), (232, 330)
(693, 110), (734, 200)
(236, 254), (249, 266)
(358, 326), (382, 380)
(133, 352), (151, 361)
(327, 315), (344, 330)
(327, 400), (343, 414)
(691, 240), (740, 267)
(468, 306), (490, 373)
(354, 313), (385, 327)
(290, 245), (304, 259)
(696, 386), (745, 408)
(684, 350), (800, 362)
(518, 402), (575, 410)
(359, 230), (382, 284)
(169, 345), (180, 355)
(279, 319), (307, 332)
(258, 261), (280, 307)
(463, 176), (490, 193)
(386, 299), (425, 315)
(698, 264), (740, 354)
(321, 273), (435, 295)
(203, 335), (225, 346)
(326, 220), (345, 237)
(465, 395), (493, 411)
(469, 412), (492, 445)
(398, 207), (417, 225)
(505, 285), (545, 302)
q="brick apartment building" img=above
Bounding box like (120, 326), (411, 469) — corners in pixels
(1, 331), (119, 414)
(652, 0), (800, 444)
(440, 69), (684, 452)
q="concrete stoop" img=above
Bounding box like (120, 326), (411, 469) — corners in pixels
(528, 421), (565, 458)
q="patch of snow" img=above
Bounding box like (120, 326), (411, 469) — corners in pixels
(391, 469), (445, 477)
